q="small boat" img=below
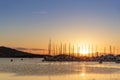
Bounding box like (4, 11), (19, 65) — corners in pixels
(99, 60), (103, 64)
(115, 55), (120, 63)
(21, 58), (23, 61)
(11, 59), (13, 62)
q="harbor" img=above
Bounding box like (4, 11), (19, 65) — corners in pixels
(42, 39), (120, 63)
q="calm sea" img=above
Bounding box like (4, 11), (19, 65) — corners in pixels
(0, 58), (120, 80)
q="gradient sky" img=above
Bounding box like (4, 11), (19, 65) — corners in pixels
(0, 0), (120, 53)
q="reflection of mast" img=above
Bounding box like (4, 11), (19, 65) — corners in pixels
(48, 38), (51, 55)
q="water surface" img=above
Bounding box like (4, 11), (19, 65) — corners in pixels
(0, 58), (120, 80)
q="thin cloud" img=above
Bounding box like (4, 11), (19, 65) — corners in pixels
(32, 11), (48, 15)
(30, 48), (46, 51)
(16, 47), (28, 50)
(16, 47), (46, 51)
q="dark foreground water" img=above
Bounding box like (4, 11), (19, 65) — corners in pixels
(0, 58), (120, 80)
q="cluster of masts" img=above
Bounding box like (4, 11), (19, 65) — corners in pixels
(48, 39), (119, 57)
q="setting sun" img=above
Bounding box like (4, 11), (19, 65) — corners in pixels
(79, 49), (89, 55)
(79, 45), (89, 55)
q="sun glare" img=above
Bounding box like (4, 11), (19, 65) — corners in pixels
(79, 49), (89, 55)
(79, 45), (89, 55)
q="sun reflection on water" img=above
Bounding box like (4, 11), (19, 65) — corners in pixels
(81, 72), (86, 77)
(80, 63), (86, 78)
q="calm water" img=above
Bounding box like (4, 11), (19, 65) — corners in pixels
(0, 58), (120, 80)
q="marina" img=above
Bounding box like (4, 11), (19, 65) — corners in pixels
(0, 0), (120, 80)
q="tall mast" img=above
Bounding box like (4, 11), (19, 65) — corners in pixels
(113, 46), (115, 55)
(117, 48), (119, 54)
(64, 43), (66, 54)
(88, 44), (91, 57)
(48, 38), (51, 55)
(91, 44), (94, 57)
(63, 43), (66, 54)
(110, 45), (112, 54)
(69, 43), (71, 57)
(95, 45), (98, 57)
(77, 44), (79, 57)
(55, 44), (58, 55)
(60, 42), (63, 55)
(104, 47), (106, 55)
(53, 43), (55, 56)
(72, 45), (74, 56)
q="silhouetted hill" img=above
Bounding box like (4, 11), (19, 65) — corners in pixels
(0, 46), (47, 58)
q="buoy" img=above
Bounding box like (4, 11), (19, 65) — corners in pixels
(11, 59), (13, 62)
(21, 58), (23, 61)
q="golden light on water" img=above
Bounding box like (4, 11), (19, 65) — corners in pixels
(81, 73), (86, 77)
(80, 63), (86, 77)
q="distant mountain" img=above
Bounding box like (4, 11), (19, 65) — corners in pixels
(0, 46), (47, 58)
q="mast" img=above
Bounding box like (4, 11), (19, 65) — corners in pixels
(110, 45), (112, 54)
(77, 44), (79, 57)
(64, 43), (66, 54)
(88, 44), (91, 57)
(59, 42), (63, 55)
(117, 48), (119, 54)
(55, 44), (58, 55)
(91, 44), (94, 57)
(69, 43), (71, 57)
(95, 45), (98, 57)
(72, 45), (74, 56)
(104, 47), (106, 55)
(113, 46), (115, 55)
(63, 43), (66, 54)
(53, 43), (55, 56)
(48, 38), (51, 55)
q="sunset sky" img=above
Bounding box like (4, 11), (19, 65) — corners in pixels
(0, 0), (120, 54)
